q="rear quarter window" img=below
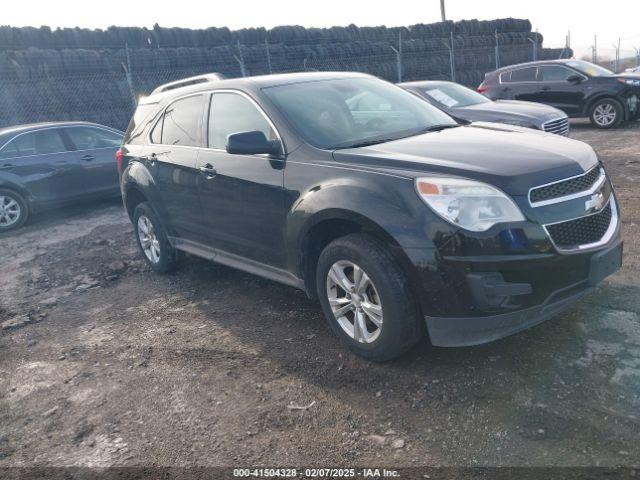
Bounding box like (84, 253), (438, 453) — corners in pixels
(0, 138), (19, 159)
(124, 103), (158, 145)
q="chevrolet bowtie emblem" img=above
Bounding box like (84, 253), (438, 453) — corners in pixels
(585, 191), (605, 212)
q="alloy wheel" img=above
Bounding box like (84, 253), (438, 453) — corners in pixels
(137, 215), (161, 263)
(0, 195), (21, 227)
(326, 260), (383, 344)
(593, 103), (617, 127)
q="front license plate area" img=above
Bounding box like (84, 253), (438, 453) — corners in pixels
(589, 242), (623, 286)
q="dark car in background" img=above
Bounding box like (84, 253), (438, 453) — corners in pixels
(478, 59), (640, 129)
(399, 80), (569, 135)
(0, 121), (123, 231)
(119, 72), (622, 361)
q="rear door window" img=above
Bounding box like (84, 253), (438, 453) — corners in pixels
(538, 65), (576, 82)
(506, 67), (537, 82)
(66, 127), (122, 150)
(160, 95), (204, 147)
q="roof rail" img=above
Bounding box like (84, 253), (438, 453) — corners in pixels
(151, 73), (226, 95)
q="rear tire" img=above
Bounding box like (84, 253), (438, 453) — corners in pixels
(316, 233), (423, 362)
(133, 202), (177, 273)
(589, 98), (623, 129)
(0, 189), (29, 232)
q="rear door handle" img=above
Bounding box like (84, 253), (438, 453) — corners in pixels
(81, 154), (95, 161)
(0, 164), (14, 170)
(198, 164), (217, 178)
(541, 86), (551, 91)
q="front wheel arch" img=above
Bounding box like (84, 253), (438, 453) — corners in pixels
(298, 211), (425, 308)
(587, 97), (625, 128)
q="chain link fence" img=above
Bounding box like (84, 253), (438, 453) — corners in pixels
(0, 20), (571, 131)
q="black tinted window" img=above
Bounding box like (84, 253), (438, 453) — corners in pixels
(507, 67), (537, 82)
(12, 130), (67, 156)
(208, 93), (276, 149)
(539, 65), (575, 81)
(161, 95), (203, 146)
(125, 103), (157, 144)
(67, 127), (122, 150)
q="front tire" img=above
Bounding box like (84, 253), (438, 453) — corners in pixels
(133, 202), (177, 273)
(0, 189), (29, 232)
(316, 234), (423, 361)
(589, 98), (623, 129)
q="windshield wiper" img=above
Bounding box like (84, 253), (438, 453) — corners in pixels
(417, 124), (461, 133)
(331, 124), (461, 150)
(332, 137), (399, 149)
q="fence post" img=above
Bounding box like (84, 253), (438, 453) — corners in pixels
(265, 39), (273, 74)
(398, 31), (403, 83)
(611, 40), (620, 72)
(390, 31), (402, 83)
(123, 42), (137, 108)
(234, 41), (247, 77)
(441, 34), (455, 82)
(494, 30), (500, 69)
(527, 33), (537, 61)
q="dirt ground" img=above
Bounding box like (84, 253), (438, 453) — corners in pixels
(1, 120), (639, 470)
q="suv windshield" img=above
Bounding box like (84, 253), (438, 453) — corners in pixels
(566, 60), (614, 77)
(420, 83), (491, 108)
(263, 77), (457, 149)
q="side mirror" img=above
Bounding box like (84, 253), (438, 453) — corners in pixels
(226, 131), (281, 156)
(567, 74), (583, 84)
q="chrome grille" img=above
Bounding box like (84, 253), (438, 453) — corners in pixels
(542, 117), (570, 136)
(529, 166), (604, 206)
(544, 197), (617, 252)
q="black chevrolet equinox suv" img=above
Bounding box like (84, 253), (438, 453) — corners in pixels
(119, 72), (622, 361)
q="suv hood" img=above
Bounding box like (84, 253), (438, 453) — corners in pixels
(332, 123), (597, 195)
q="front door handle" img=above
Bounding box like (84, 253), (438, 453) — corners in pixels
(81, 154), (95, 161)
(198, 164), (217, 178)
(541, 86), (551, 91)
(0, 164), (14, 170)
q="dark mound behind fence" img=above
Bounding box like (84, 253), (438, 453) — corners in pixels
(0, 18), (571, 130)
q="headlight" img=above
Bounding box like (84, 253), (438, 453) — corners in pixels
(619, 78), (640, 87)
(415, 177), (525, 232)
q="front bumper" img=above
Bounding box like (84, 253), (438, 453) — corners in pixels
(423, 239), (623, 347)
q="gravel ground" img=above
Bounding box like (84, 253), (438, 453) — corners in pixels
(0, 120), (639, 469)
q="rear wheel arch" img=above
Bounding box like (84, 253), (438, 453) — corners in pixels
(124, 185), (148, 220)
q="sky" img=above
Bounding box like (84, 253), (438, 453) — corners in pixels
(3, 0), (639, 58)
